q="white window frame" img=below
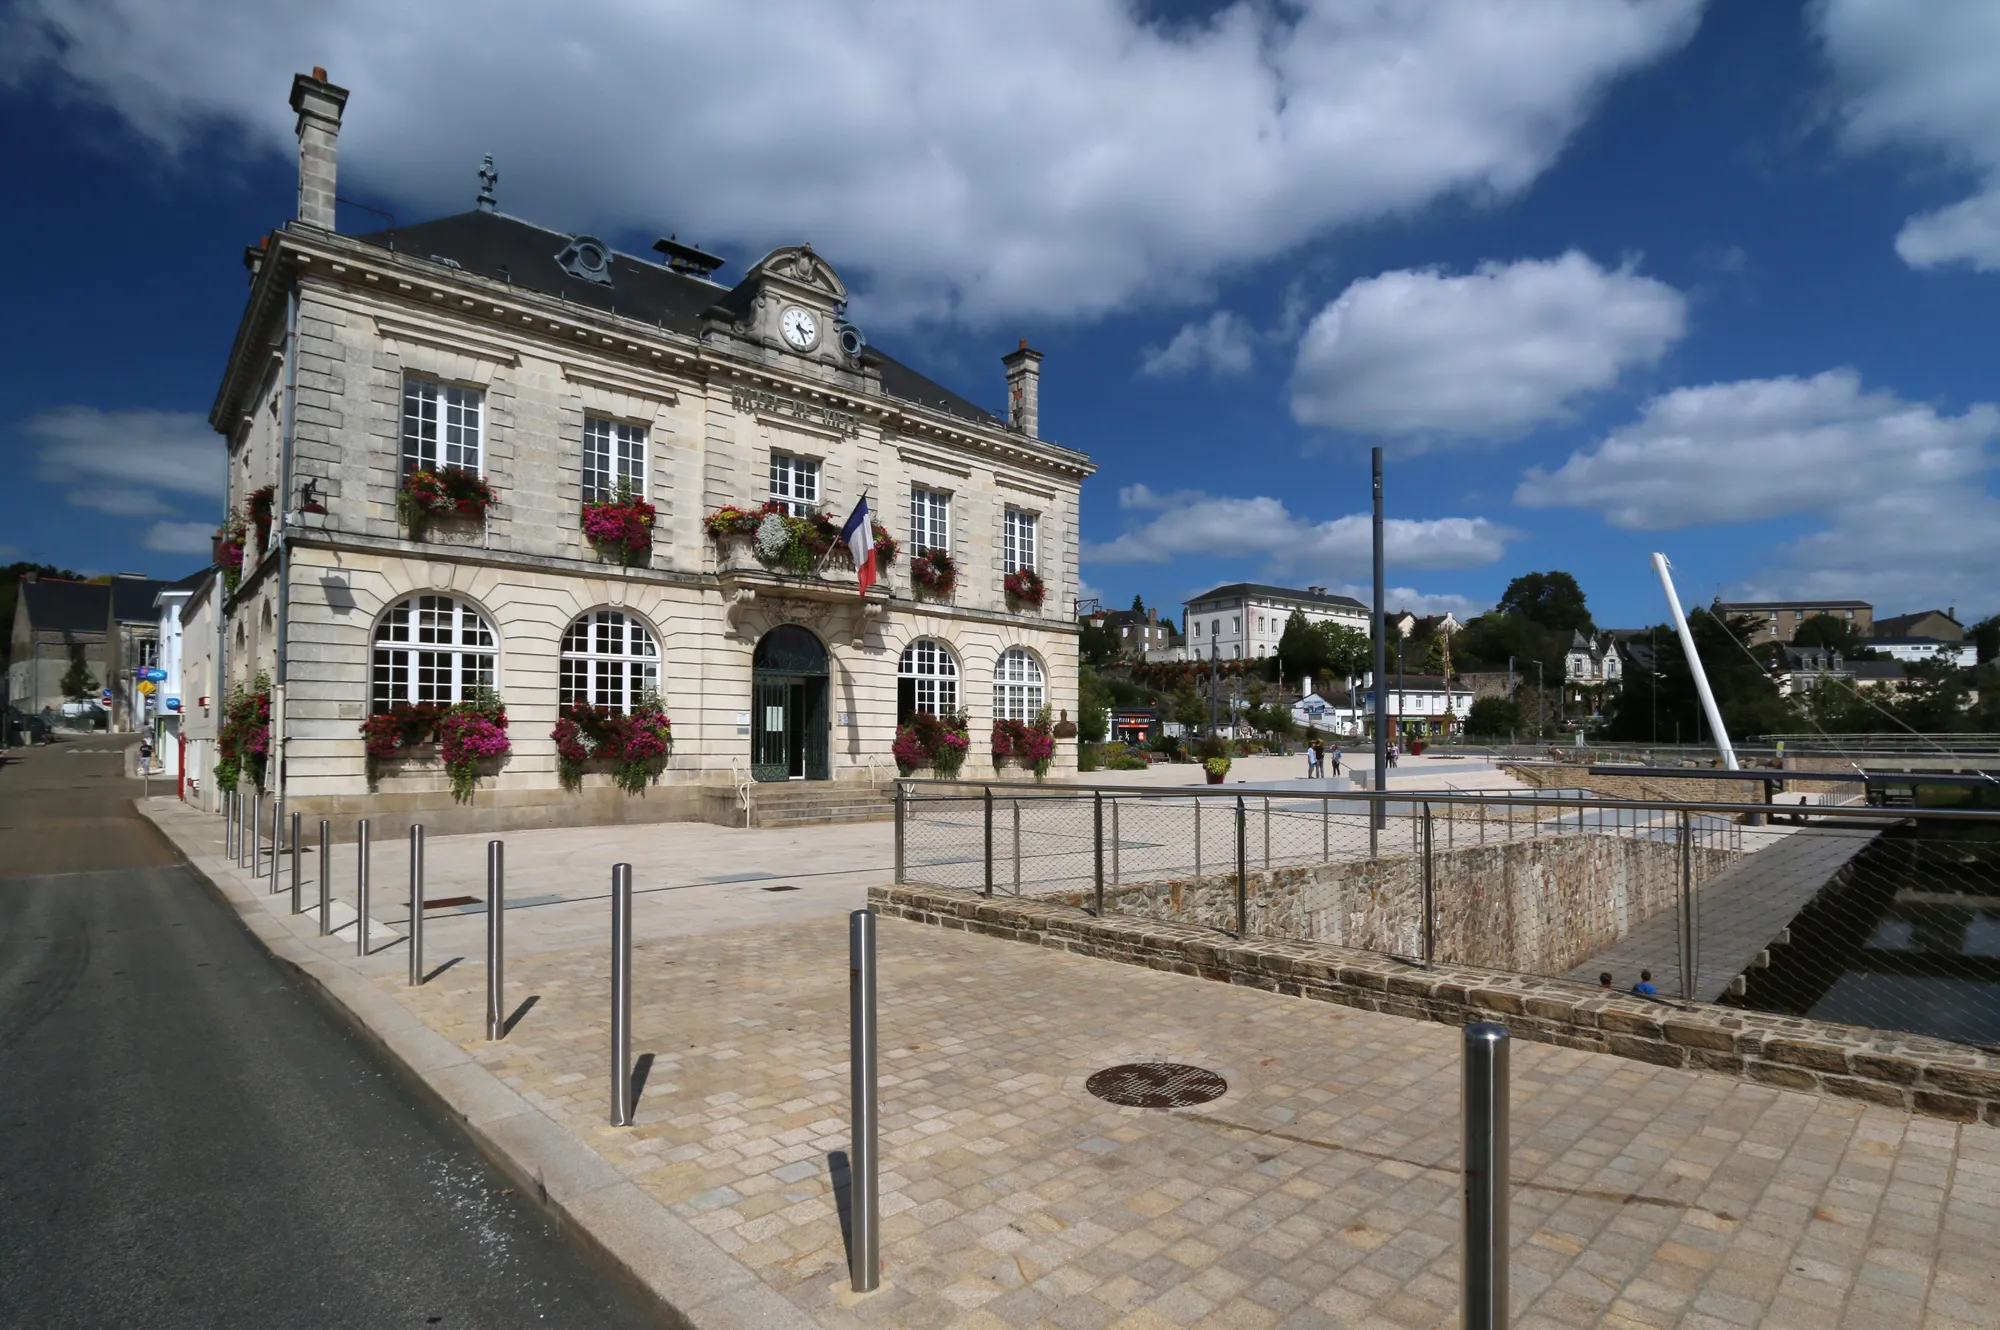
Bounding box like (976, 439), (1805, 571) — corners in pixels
(559, 610), (660, 712)
(993, 647), (1045, 723)
(370, 594), (496, 710)
(898, 639), (959, 716)
(910, 486), (950, 553)
(1002, 507), (1038, 573)
(583, 417), (647, 503)
(402, 376), (483, 475)
(769, 452), (820, 516)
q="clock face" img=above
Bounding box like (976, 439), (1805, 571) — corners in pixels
(780, 306), (819, 350)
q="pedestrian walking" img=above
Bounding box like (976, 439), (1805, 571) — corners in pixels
(1330, 745), (1343, 777)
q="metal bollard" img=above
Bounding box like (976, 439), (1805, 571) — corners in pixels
(1012, 800), (1021, 894)
(289, 811), (302, 914)
(317, 819), (331, 936)
(225, 789), (235, 860)
(408, 825), (426, 986)
(983, 786), (994, 898)
(1462, 1023), (1511, 1330)
(610, 862), (633, 1126)
(1092, 791), (1105, 917)
(1422, 804), (1436, 969)
(486, 840), (506, 1040)
(355, 819), (371, 957)
(1235, 796), (1248, 936)
(252, 792), (263, 870)
(892, 782), (905, 884)
(270, 799), (283, 894)
(848, 909), (880, 1293)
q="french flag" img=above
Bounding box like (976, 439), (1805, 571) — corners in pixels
(839, 495), (876, 596)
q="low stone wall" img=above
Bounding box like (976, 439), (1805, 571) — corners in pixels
(1043, 833), (1732, 978)
(1503, 762), (1864, 804)
(872, 883), (2000, 1126)
(278, 782), (742, 841)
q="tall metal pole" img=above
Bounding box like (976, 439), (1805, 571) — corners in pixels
(486, 840), (506, 1040)
(1112, 799), (1121, 885)
(1372, 447), (1388, 826)
(1235, 795), (1248, 936)
(1678, 810), (1695, 1002)
(1092, 791), (1105, 917)
(610, 862), (633, 1126)
(317, 818), (331, 936)
(1651, 552), (1738, 770)
(289, 811), (302, 914)
(1462, 1023), (1511, 1330)
(982, 787), (994, 898)
(355, 819), (371, 957)
(848, 909), (880, 1293)
(1012, 800), (1021, 894)
(1208, 633), (1219, 735)
(408, 824), (426, 986)
(1422, 804), (1436, 968)
(892, 781), (905, 884)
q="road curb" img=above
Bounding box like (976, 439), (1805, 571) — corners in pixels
(136, 797), (821, 1330)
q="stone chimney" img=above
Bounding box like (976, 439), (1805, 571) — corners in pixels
(1002, 339), (1042, 438)
(289, 67), (350, 230)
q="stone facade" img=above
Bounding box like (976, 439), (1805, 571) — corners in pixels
(872, 883), (2000, 1126)
(212, 72), (1092, 830)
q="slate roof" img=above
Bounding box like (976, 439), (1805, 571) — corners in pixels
(354, 211), (1000, 426)
(1184, 582), (1368, 612)
(17, 579), (111, 635)
(108, 577), (174, 624)
(1873, 611), (1963, 639)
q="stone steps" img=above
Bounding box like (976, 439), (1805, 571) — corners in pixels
(742, 781), (895, 829)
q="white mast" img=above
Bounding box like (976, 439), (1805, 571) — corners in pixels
(1651, 553), (1738, 770)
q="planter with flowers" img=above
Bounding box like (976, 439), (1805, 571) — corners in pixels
(909, 548), (957, 603)
(552, 695), (674, 794)
(399, 468), (497, 541)
(214, 513), (247, 594)
(1204, 756), (1231, 784)
(704, 502), (900, 586)
(991, 714), (1056, 780)
(891, 711), (970, 778)
(360, 691), (510, 801)
(582, 485), (657, 567)
(247, 484), (277, 555)
(214, 673), (272, 794)
(1003, 567), (1045, 612)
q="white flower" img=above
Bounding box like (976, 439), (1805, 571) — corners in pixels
(755, 512), (792, 562)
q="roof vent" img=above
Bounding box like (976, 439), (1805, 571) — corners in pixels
(555, 236), (614, 286)
(652, 235), (726, 278)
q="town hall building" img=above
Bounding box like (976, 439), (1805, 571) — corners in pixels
(203, 70), (1092, 832)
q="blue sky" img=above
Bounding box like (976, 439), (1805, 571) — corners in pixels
(2, 0), (1997, 629)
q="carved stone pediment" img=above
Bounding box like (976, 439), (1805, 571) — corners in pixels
(746, 244), (847, 304)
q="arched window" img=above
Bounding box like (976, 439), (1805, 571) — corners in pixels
(897, 639), (959, 724)
(560, 610), (660, 711)
(371, 594), (496, 710)
(993, 647), (1044, 722)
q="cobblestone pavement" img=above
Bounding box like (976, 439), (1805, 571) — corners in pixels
(371, 905), (2000, 1330)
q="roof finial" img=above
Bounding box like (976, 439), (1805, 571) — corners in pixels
(477, 154), (498, 213)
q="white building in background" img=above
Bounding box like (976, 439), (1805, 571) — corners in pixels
(1182, 583), (1368, 663)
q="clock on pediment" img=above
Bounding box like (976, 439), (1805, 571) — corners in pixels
(741, 243), (851, 361)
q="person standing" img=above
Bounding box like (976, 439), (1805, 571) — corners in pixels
(1330, 744), (1343, 777)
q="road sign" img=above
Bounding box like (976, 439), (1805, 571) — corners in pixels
(136, 667), (168, 682)
(137, 680), (158, 696)
(165, 697), (182, 712)
(99, 689), (112, 706)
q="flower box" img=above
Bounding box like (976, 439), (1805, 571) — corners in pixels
(909, 548), (957, 602)
(1003, 568), (1045, 611)
(582, 492), (657, 567)
(399, 468), (497, 540)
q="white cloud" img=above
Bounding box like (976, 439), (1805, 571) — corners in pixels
(1289, 252), (1686, 440)
(1816, 1), (2000, 271)
(1517, 368), (2000, 614)
(142, 521), (220, 555)
(1514, 369), (1996, 528)
(1087, 487), (1513, 582)
(26, 408), (224, 526)
(1, 0), (1702, 326)
(1139, 311), (1254, 378)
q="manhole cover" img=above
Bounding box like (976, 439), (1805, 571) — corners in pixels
(1086, 1063), (1227, 1109)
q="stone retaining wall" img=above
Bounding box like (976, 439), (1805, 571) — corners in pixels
(1047, 834), (1732, 978)
(871, 883), (2000, 1126)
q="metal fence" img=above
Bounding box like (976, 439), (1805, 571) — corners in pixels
(897, 781), (2000, 1052)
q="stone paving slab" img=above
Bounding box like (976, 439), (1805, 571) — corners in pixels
(145, 796), (2000, 1330)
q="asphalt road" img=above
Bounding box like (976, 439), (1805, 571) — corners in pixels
(0, 740), (664, 1329)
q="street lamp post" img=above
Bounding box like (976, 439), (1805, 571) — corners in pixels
(1534, 660), (1544, 739)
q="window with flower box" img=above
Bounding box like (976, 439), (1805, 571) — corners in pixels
(402, 377), (482, 476)
(910, 486), (949, 553)
(371, 594), (496, 710)
(1003, 507), (1037, 573)
(897, 639), (959, 725)
(559, 610), (660, 712)
(993, 647), (1044, 722)
(583, 417), (646, 502)
(769, 452), (819, 516)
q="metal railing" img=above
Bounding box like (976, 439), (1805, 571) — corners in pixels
(898, 779), (2000, 1052)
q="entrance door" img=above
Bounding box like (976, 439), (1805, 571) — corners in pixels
(750, 625), (831, 782)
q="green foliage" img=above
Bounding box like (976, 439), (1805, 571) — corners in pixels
(1078, 668), (1111, 744)
(1171, 677), (1207, 732)
(1602, 612), (1794, 742)
(1421, 632), (1453, 677)
(1791, 614), (1875, 656)
(59, 643), (99, 704)
(1275, 611), (1373, 683)
(1496, 571), (1593, 635)
(1465, 695), (1521, 739)
(1453, 611), (1563, 676)
(1972, 615), (2000, 666)
(1079, 616), (1122, 668)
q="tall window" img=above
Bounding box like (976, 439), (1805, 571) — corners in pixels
(583, 417), (646, 502)
(993, 647), (1044, 722)
(910, 487), (950, 552)
(402, 377), (482, 475)
(897, 639), (959, 723)
(1003, 508), (1037, 572)
(371, 595), (496, 710)
(559, 610), (660, 711)
(769, 453), (820, 516)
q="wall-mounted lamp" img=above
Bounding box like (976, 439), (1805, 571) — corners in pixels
(299, 478), (328, 515)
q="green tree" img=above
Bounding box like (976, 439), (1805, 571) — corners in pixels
(1496, 571), (1593, 635)
(1078, 668), (1111, 743)
(1972, 614), (2000, 666)
(1465, 695), (1520, 739)
(1079, 616), (1121, 668)
(1421, 632), (1453, 678)
(1130, 593), (1145, 613)
(1602, 612), (1796, 743)
(1276, 610), (1326, 681)
(1792, 613), (1875, 657)
(59, 642), (98, 703)
(1316, 623), (1372, 678)
(1171, 677), (1207, 733)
